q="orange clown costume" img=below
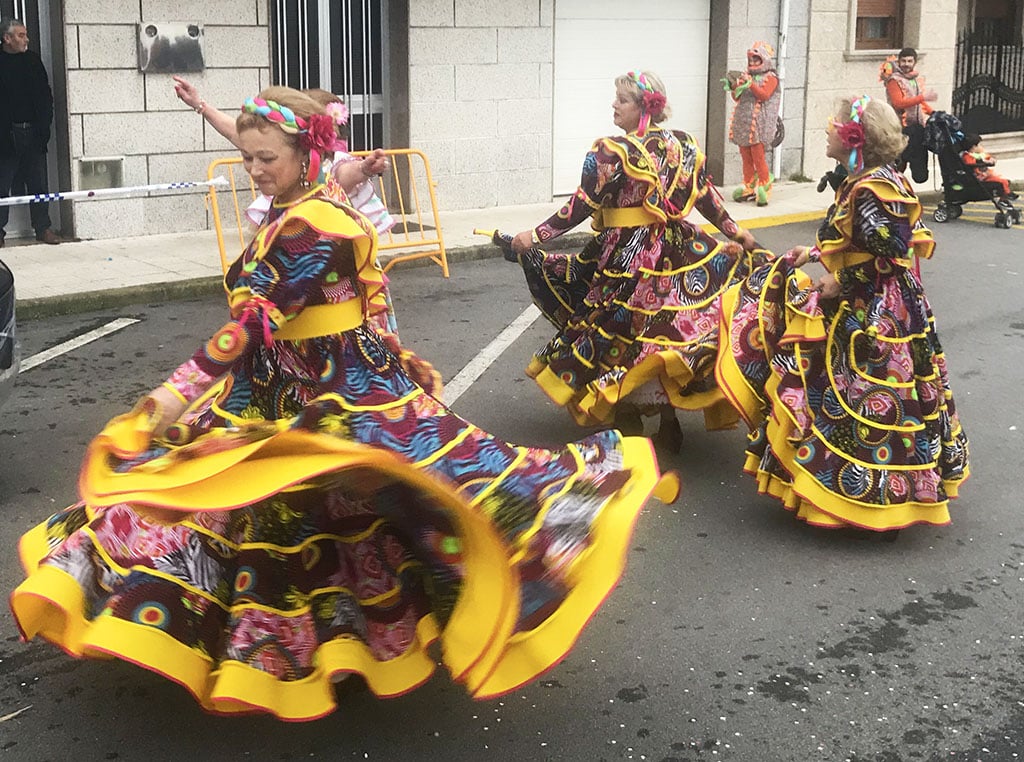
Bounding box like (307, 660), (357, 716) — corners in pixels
(725, 41), (781, 206)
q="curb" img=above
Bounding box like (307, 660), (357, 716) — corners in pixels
(15, 233), (597, 320)
(13, 192), (966, 321)
(16, 276), (226, 321)
(379, 231), (596, 270)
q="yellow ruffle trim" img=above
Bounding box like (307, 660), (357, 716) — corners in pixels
(716, 283), (967, 531)
(229, 194), (390, 325)
(14, 403), (677, 719)
(817, 172), (935, 271)
(528, 352), (737, 431)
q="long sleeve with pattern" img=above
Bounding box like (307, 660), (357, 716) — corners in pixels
(694, 166), (742, 239)
(163, 238), (338, 403)
(834, 188), (915, 291)
(533, 147), (611, 244)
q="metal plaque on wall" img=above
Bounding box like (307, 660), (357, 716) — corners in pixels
(137, 22), (205, 73)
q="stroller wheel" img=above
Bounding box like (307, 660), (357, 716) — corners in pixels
(995, 212), (1012, 229)
(933, 206), (950, 223)
(950, 204), (963, 219)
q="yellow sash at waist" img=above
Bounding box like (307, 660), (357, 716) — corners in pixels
(592, 206), (661, 230)
(820, 250), (915, 272)
(273, 299), (364, 340)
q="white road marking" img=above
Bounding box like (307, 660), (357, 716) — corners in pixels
(443, 304), (541, 405)
(19, 317), (140, 373)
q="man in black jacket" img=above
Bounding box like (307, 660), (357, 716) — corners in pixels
(0, 17), (61, 246)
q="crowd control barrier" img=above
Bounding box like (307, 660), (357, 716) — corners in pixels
(206, 148), (448, 277)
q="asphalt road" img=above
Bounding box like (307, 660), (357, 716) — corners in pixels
(0, 213), (1021, 762)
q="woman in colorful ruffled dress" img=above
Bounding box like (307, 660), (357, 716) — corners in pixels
(10, 87), (678, 721)
(508, 70), (761, 453)
(715, 95), (969, 532)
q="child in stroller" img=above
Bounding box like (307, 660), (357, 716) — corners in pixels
(959, 133), (1017, 203)
(925, 111), (1022, 228)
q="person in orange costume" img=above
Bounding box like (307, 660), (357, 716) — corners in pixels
(880, 47), (936, 183)
(725, 41), (781, 206)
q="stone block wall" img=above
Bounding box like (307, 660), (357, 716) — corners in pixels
(62, 0), (270, 239)
(801, 0), (959, 181)
(408, 0), (553, 210)
(709, 0), (811, 189)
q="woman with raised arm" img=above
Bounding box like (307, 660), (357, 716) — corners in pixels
(507, 70), (760, 452)
(173, 76), (390, 216)
(716, 95), (969, 533)
(10, 87), (678, 721)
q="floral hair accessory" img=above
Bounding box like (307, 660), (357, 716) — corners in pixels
(836, 121), (865, 151)
(300, 113), (338, 155)
(642, 90), (667, 115)
(244, 97), (336, 185)
(324, 101), (349, 126)
(627, 70), (666, 137)
(298, 113), (341, 185)
(837, 95), (871, 174)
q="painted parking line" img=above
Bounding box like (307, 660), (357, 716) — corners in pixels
(698, 209), (826, 235)
(19, 317), (140, 373)
(443, 304), (542, 406)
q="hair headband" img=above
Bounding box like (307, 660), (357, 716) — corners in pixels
(626, 71), (667, 138)
(243, 97), (307, 133)
(835, 95), (871, 174)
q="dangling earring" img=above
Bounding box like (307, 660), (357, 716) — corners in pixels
(300, 159), (311, 188)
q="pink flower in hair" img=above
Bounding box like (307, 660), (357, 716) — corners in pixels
(642, 91), (667, 114)
(324, 101), (349, 126)
(836, 121), (865, 150)
(300, 113), (339, 155)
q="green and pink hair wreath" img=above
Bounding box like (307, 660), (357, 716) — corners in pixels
(627, 71), (667, 136)
(836, 95), (871, 174)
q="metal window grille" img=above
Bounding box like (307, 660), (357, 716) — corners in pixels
(270, 0), (388, 150)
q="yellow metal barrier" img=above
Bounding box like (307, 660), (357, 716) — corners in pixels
(351, 148), (449, 277)
(206, 157), (259, 276)
(205, 148), (448, 277)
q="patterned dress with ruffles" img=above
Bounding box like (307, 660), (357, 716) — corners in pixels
(715, 165), (969, 530)
(518, 128), (761, 429)
(10, 186), (678, 721)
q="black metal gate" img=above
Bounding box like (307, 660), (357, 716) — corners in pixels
(270, 0), (388, 151)
(953, 26), (1024, 133)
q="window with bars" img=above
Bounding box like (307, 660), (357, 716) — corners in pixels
(855, 0), (905, 50)
(269, 0), (388, 151)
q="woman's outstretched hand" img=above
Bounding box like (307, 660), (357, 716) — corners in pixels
(360, 148), (390, 177)
(734, 228), (757, 252)
(512, 230), (534, 254)
(172, 76), (202, 110)
(144, 384), (188, 441)
(785, 245), (811, 267)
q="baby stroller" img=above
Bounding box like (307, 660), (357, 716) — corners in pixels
(925, 111), (1022, 229)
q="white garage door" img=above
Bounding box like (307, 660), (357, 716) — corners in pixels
(552, 0), (711, 195)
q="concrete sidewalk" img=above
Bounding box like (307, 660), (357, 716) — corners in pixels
(4, 156), (1024, 319)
